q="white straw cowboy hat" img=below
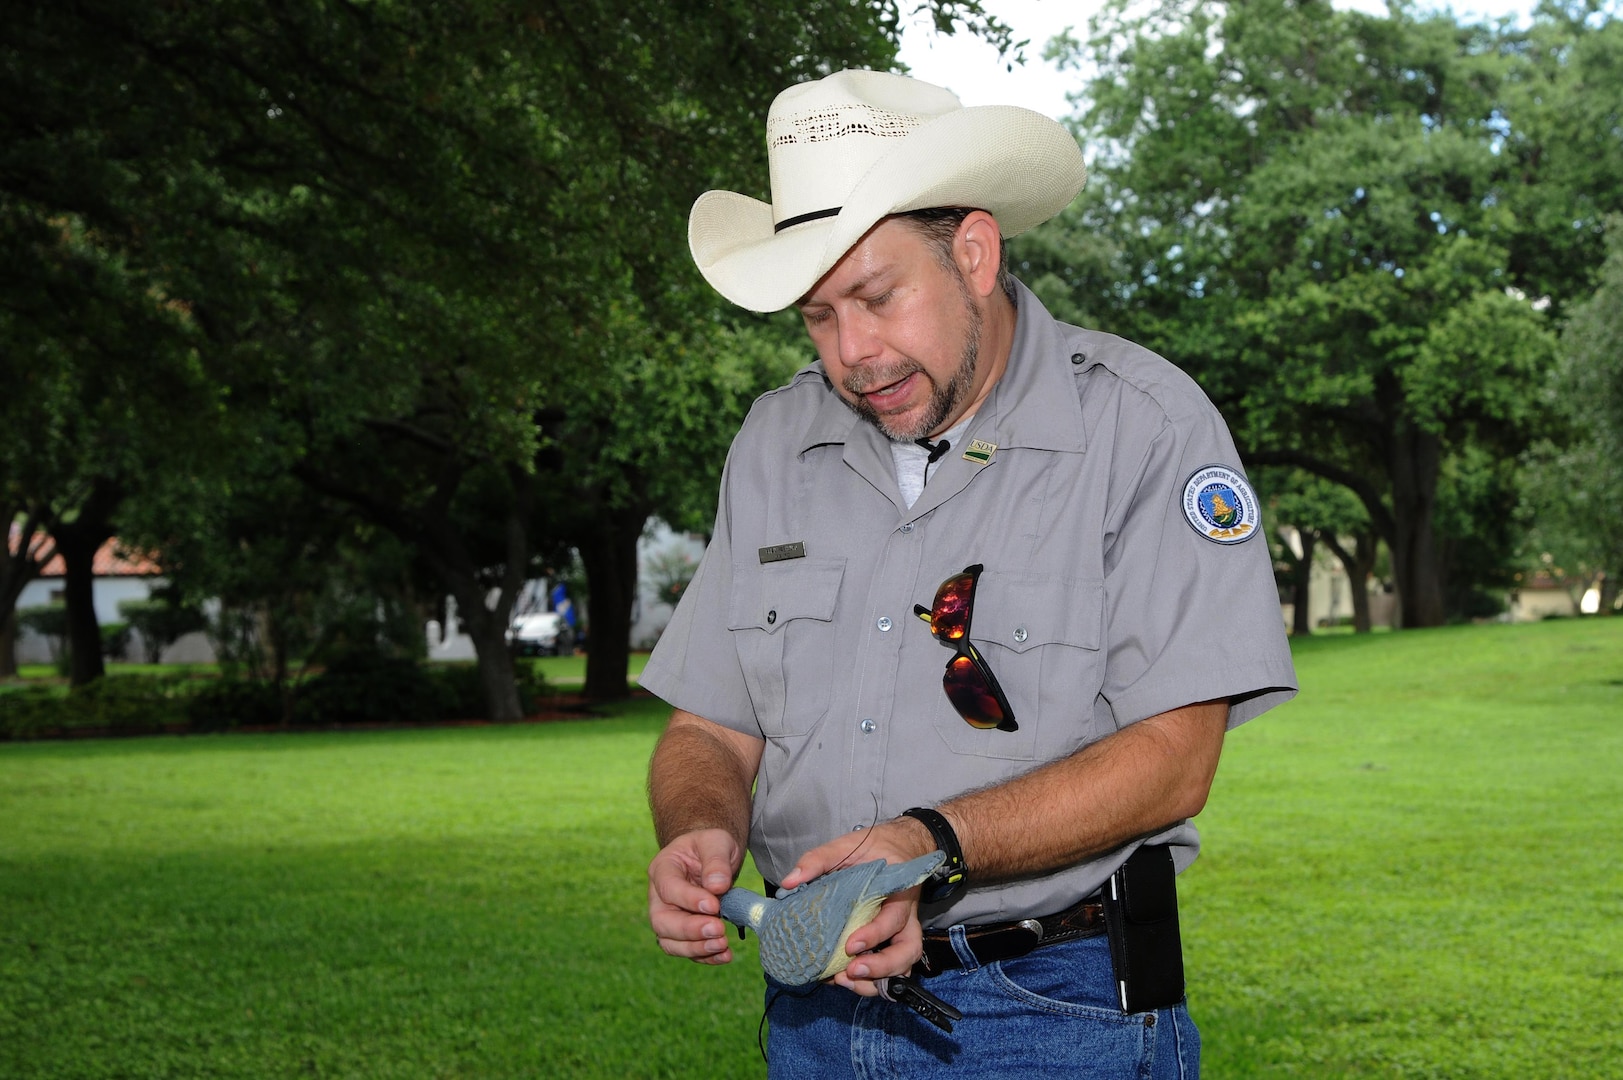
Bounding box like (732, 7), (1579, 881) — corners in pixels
(689, 69), (1086, 313)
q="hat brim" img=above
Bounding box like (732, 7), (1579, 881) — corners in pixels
(689, 105), (1085, 313)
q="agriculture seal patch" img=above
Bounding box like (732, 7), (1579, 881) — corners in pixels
(1182, 465), (1259, 544)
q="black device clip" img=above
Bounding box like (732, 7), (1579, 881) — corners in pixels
(880, 973), (963, 1033)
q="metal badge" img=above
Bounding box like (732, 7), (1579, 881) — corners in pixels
(758, 541), (807, 564)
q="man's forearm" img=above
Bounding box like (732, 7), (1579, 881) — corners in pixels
(912, 700), (1230, 883)
(648, 709), (760, 849)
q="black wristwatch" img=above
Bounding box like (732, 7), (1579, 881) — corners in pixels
(902, 806), (967, 903)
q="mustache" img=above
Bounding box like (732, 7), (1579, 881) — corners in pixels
(842, 361), (924, 397)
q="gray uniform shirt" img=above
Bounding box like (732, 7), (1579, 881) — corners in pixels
(642, 283), (1298, 927)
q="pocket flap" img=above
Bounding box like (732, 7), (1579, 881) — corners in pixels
(973, 572), (1104, 655)
(727, 558), (845, 635)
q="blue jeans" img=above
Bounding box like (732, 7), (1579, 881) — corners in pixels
(763, 932), (1199, 1079)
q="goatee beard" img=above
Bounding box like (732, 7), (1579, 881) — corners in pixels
(842, 293), (983, 442)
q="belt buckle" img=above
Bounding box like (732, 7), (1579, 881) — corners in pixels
(974, 917), (1045, 962)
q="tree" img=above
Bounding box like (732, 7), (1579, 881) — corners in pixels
(1056, 0), (1616, 625)
(1262, 469), (1382, 633)
(3, 0), (1021, 713)
(1521, 214), (1623, 612)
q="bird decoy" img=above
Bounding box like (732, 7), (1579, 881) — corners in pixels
(719, 851), (946, 987)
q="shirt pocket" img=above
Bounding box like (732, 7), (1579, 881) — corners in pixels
(931, 570), (1107, 761)
(726, 558), (845, 738)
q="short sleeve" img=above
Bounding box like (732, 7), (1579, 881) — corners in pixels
(638, 447), (760, 734)
(1097, 381), (1297, 729)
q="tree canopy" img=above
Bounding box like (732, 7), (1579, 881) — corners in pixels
(2, 0), (1018, 706)
(1030, 0), (1622, 626)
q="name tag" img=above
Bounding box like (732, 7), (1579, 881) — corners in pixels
(758, 541), (807, 564)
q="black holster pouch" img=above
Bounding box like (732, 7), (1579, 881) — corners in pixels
(1100, 844), (1185, 1013)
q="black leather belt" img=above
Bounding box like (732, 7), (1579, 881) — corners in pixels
(916, 893), (1106, 977)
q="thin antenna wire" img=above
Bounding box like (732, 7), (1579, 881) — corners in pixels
(826, 792), (883, 874)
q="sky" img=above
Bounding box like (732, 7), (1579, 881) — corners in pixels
(895, 0), (1541, 121)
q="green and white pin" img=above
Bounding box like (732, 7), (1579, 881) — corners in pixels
(962, 439), (997, 465)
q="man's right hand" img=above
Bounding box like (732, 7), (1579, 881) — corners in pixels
(647, 827), (743, 965)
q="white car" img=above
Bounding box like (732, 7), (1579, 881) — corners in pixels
(507, 611), (569, 656)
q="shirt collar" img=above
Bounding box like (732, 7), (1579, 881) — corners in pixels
(978, 280), (1089, 455)
(794, 280), (1089, 457)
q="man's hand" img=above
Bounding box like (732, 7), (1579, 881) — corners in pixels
(647, 709), (762, 967)
(647, 827), (744, 966)
(777, 817), (936, 996)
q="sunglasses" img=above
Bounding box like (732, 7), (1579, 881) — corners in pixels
(914, 564), (1019, 732)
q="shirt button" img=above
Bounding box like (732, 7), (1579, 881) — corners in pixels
(899, 523), (914, 533)
(766, 609), (777, 625)
(853, 824), (866, 831)
(877, 616), (893, 632)
(1013, 626), (1029, 643)
(859, 718), (877, 734)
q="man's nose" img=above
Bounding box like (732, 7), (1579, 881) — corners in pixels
(835, 309), (881, 369)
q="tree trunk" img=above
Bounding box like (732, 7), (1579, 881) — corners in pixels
(429, 469), (533, 722)
(0, 608), (17, 678)
(2, 508), (56, 678)
(1288, 528), (1317, 636)
(1322, 531), (1379, 633)
(577, 506), (647, 702)
(55, 530), (106, 685)
(53, 525), (118, 687)
(441, 562), (525, 722)
(293, 459), (534, 723)
(1385, 423), (1447, 628)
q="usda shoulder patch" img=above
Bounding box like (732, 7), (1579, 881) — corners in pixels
(1182, 465), (1259, 544)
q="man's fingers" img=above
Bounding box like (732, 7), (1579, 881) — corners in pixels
(649, 886), (734, 962)
(836, 892), (924, 992)
(700, 852), (735, 898)
(646, 829), (744, 964)
(843, 889), (919, 958)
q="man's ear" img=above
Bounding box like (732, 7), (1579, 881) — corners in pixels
(954, 211), (1004, 300)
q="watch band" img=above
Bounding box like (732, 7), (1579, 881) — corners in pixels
(902, 807), (967, 903)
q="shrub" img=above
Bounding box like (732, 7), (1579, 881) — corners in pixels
(100, 621), (132, 661)
(297, 653), (438, 727)
(118, 597), (209, 664)
(68, 677), (189, 733)
(0, 677), (190, 738)
(17, 604), (68, 667)
(184, 679), (282, 731)
(421, 663), (489, 720)
(0, 656), (553, 740)
(16, 604), (68, 639)
(0, 688), (64, 740)
(420, 661), (551, 720)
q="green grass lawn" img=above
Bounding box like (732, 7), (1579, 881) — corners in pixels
(1, 619), (1619, 1078)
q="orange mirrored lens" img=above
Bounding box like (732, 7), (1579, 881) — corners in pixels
(931, 573), (975, 642)
(943, 654), (1007, 729)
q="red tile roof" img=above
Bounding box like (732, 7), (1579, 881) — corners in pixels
(7, 524), (161, 578)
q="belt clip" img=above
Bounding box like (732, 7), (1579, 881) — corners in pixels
(1015, 918), (1044, 945)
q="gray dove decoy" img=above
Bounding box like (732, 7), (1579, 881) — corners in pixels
(718, 851), (946, 987)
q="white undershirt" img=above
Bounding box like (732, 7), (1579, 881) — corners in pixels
(891, 415), (974, 508)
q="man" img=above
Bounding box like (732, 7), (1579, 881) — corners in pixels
(644, 69), (1296, 1077)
